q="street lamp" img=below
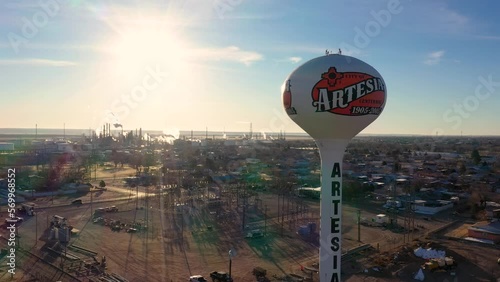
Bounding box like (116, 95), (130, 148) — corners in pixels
(228, 250), (233, 279)
(229, 248), (236, 281)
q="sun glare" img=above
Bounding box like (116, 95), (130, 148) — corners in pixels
(92, 12), (214, 129)
(109, 27), (188, 80)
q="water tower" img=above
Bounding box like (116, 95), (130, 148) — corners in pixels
(282, 54), (386, 281)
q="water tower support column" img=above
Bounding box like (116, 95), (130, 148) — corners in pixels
(317, 140), (348, 282)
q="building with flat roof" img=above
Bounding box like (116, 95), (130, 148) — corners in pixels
(468, 221), (500, 244)
(0, 142), (14, 151)
(412, 199), (453, 215)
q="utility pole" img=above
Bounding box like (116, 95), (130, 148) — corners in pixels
(294, 195), (297, 221)
(181, 209), (184, 245)
(228, 185), (232, 209)
(286, 192), (290, 221)
(90, 189), (93, 218)
(264, 205), (268, 236)
(277, 193), (280, 224)
(136, 185), (139, 210)
(228, 250), (233, 279)
(242, 186), (246, 231)
(281, 193), (284, 236)
(145, 185), (149, 280)
(236, 184), (240, 208)
(357, 209), (361, 242)
(35, 213), (38, 246)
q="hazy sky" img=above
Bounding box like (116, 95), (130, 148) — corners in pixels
(1, 0), (500, 136)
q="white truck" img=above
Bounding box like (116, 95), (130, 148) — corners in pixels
(370, 214), (389, 227)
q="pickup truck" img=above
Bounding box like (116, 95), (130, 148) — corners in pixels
(189, 275), (207, 282)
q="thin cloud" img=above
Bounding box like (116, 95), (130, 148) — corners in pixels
(399, 2), (474, 36)
(0, 43), (262, 66)
(0, 42), (105, 52)
(437, 6), (469, 32)
(274, 56), (303, 64)
(424, 50), (445, 65)
(0, 59), (77, 67)
(223, 13), (283, 20)
(474, 35), (500, 40)
(267, 45), (324, 54)
(407, 4), (500, 43)
(192, 46), (263, 66)
(340, 48), (363, 57)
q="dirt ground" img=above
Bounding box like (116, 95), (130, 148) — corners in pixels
(4, 206), (500, 282)
(3, 173), (500, 282)
(342, 238), (500, 282)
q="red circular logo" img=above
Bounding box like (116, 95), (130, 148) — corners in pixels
(311, 67), (385, 116)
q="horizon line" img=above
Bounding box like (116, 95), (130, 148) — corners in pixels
(0, 127), (499, 137)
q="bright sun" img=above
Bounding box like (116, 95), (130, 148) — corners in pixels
(96, 15), (211, 129)
(108, 25), (190, 81)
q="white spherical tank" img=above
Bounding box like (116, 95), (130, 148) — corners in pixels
(281, 54), (386, 282)
(282, 54), (386, 140)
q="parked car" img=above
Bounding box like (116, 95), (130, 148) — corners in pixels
(93, 208), (106, 218)
(71, 199), (82, 205)
(245, 229), (264, 239)
(210, 271), (233, 282)
(126, 228), (137, 233)
(189, 275), (207, 282)
(5, 217), (23, 224)
(106, 206), (118, 212)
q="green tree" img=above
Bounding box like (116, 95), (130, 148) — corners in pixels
(99, 180), (106, 188)
(111, 150), (119, 168)
(131, 152), (144, 173)
(144, 152), (156, 169)
(471, 149), (481, 165)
